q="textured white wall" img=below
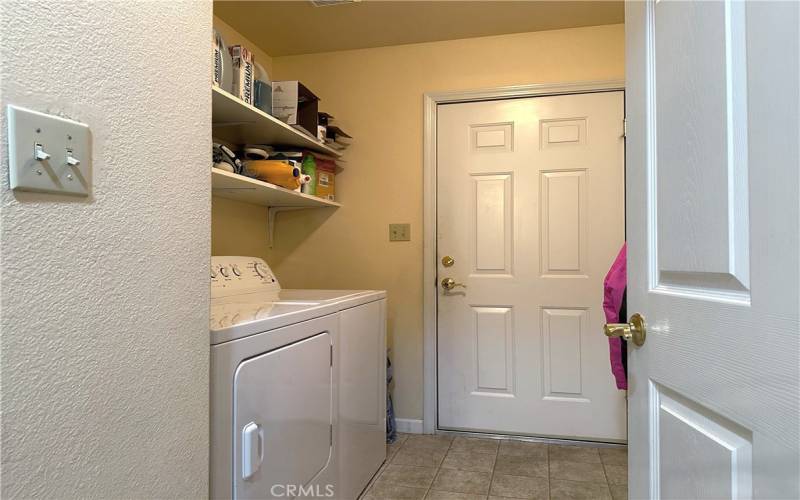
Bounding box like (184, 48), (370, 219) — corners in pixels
(0, 1), (211, 498)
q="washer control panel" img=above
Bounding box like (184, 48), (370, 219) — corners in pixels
(211, 256), (281, 299)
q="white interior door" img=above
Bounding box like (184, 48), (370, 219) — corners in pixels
(436, 91), (627, 441)
(626, 1), (799, 498)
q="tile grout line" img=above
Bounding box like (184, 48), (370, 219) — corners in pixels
(487, 440), (499, 500)
(365, 434), (407, 498)
(366, 438), (394, 496)
(425, 435), (452, 499)
(547, 444), (551, 500)
(600, 454), (613, 498)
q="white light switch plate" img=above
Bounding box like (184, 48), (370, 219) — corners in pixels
(7, 105), (91, 196)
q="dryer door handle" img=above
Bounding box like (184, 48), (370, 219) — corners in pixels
(241, 422), (262, 480)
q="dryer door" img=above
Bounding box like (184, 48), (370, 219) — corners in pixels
(234, 331), (332, 499)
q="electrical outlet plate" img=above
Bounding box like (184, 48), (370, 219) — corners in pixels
(7, 105), (91, 196)
(389, 223), (411, 241)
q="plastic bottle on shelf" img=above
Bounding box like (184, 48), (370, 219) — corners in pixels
(301, 153), (317, 195)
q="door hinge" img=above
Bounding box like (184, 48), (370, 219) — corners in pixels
(330, 345), (333, 366)
(329, 424), (333, 445)
(623, 118), (627, 138)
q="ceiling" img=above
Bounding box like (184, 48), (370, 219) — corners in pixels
(214, 1), (624, 57)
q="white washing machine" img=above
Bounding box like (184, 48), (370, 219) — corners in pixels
(209, 256), (387, 500)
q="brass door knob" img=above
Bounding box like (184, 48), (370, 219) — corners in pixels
(441, 278), (466, 291)
(442, 255), (455, 267)
(604, 313), (647, 346)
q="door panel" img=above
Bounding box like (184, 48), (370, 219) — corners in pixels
(655, 383), (753, 500)
(654, 0), (750, 298)
(437, 92), (626, 440)
(474, 306), (513, 393)
(474, 174), (512, 274)
(234, 332), (332, 499)
(540, 169), (587, 275)
(542, 308), (587, 399)
(626, 0), (799, 498)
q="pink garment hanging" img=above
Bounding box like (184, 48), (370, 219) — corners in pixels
(603, 243), (627, 390)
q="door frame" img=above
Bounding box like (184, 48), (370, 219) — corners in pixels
(422, 80), (626, 434)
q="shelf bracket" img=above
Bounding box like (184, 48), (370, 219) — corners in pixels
(267, 207), (306, 248)
(212, 120), (256, 127)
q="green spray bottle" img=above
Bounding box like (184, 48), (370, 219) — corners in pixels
(301, 153), (317, 196)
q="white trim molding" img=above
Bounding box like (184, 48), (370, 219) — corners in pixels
(422, 80), (625, 435)
(395, 418), (424, 434)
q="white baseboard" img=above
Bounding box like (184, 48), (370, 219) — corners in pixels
(395, 418), (424, 434)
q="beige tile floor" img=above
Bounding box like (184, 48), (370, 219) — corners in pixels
(360, 434), (627, 500)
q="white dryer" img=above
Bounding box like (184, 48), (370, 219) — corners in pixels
(209, 256), (387, 500)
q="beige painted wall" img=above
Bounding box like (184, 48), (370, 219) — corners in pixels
(212, 24), (625, 421)
(215, 15), (274, 77)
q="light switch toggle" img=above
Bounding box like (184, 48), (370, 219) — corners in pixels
(66, 149), (80, 166)
(34, 143), (50, 161)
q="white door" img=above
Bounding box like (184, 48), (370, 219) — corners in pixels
(437, 91), (627, 441)
(626, 1), (799, 499)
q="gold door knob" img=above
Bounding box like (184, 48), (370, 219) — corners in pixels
(441, 278), (466, 291)
(604, 313), (647, 346)
(442, 255), (455, 267)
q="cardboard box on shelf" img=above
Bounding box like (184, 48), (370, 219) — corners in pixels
(324, 125), (352, 151)
(254, 80), (272, 114)
(230, 45), (254, 105)
(272, 81), (320, 138)
(315, 156), (336, 201)
(253, 62), (272, 115)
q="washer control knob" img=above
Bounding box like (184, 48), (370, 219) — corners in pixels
(231, 264), (242, 277)
(254, 262), (270, 278)
(219, 266), (230, 278)
(211, 266), (218, 279)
